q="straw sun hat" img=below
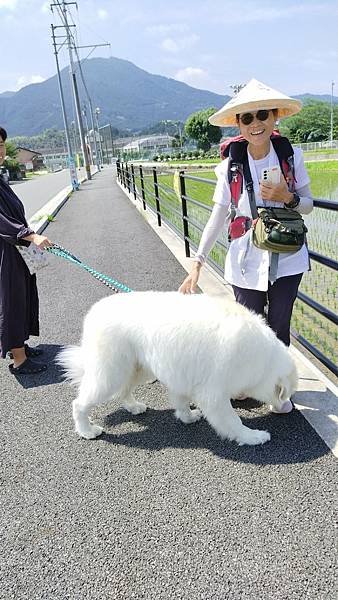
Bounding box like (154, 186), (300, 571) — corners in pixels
(208, 78), (302, 127)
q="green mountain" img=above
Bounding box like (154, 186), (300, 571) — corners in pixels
(0, 91), (15, 99)
(0, 56), (228, 136)
(1, 56), (336, 137)
(294, 93), (338, 104)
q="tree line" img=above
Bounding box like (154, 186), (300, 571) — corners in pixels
(184, 100), (338, 150)
(4, 99), (337, 167)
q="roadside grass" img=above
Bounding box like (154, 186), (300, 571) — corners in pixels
(25, 170), (48, 179)
(159, 158), (219, 166)
(303, 148), (338, 156)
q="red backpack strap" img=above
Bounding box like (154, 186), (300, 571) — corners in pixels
(227, 140), (249, 221)
(229, 163), (243, 203)
(220, 134), (246, 160)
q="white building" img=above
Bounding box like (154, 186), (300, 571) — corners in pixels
(122, 134), (174, 154)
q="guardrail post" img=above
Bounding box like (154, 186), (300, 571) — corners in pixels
(179, 170), (190, 257)
(139, 165), (147, 210)
(130, 164), (137, 200)
(125, 163), (131, 193)
(153, 167), (161, 226)
(116, 160), (120, 182)
(121, 162), (126, 187)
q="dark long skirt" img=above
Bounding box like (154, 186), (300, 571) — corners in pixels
(0, 176), (39, 358)
(0, 245), (39, 357)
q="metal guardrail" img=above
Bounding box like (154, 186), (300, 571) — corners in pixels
(116, 160), (338, 377)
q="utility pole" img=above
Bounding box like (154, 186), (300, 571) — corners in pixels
(70, 24), (110, 171)
(82, 102), (92, 164)
(110, 124), (115, 159)
(85, 97), (99, 170)
(50, 23), (79, 190)
(330, 81), (335, 147)
(95, 107), (104, 165)
(51, 1), (91, 180)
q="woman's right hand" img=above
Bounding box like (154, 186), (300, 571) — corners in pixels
(178, 263), (201, 294)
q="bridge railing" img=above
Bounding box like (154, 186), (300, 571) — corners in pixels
(116, 161), (338, 377)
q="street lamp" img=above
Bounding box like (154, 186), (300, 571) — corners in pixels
(330, 81), (335, 147)
(82, 103), (92, 164)
(95, 107), (104, 165)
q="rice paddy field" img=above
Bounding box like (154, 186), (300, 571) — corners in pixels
(131, 159), (338, 369)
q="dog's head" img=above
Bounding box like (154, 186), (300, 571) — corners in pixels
(269, 358), (299, 411)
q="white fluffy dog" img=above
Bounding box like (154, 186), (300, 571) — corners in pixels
(58, 291), (298, 446)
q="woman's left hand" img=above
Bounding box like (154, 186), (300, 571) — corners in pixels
(31, 233), (53, 250)
(260, 179), (293, 204)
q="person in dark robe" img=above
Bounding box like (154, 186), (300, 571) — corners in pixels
(0, 126), (53, 374)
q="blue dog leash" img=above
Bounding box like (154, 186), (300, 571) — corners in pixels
(47, 244), (133, 294)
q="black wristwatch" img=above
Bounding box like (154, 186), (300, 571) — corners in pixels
(285, 192), (300, 209)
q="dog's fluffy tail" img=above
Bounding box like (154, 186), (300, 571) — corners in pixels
(57, 345), (84, 385)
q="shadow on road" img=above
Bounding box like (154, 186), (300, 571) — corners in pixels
(9, 343), (65, 388)
(95, 388), (331, 466)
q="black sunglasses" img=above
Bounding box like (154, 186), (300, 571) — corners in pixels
(239, 110), (271, 125)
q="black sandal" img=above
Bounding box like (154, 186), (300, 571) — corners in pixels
(8, 344), (43, 360)
(9, 358), (48, 375)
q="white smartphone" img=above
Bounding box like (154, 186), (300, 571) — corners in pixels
(261, 166), (280, 184)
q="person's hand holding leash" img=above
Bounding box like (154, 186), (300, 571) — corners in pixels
(24, 233), (53, 250)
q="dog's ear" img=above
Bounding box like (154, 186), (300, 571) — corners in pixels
(275, 380), (289, 402)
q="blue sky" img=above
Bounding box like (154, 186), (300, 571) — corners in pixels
(1, 0), (337, 98)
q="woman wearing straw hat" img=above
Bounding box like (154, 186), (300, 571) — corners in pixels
(179, 79), (313, 413)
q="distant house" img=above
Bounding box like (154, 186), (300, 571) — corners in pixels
(16, 147), (45, 171)
(122, 134), (174, 154)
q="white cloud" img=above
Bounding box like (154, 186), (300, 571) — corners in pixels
(146, 23), (189, 35)
(16, 75), (45, 90)
(41, 1), (50, 13)
(162, 38), (179, 52)
(210, 2), (334, 24)
(161, 34), (199, 53)
(97, 8), (108, 20)
(175, 67), (209, 88)
(0, 0), (17, 9)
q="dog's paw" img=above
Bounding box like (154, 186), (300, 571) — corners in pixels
(238, 429), (271, 446)
(125, 402), (147, 415)
(189, 408), (203, 422)
(176, 408), (202, 424)
(77, 424), (103, 440)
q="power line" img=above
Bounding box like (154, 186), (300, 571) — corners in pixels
(50, 22), (79, 190)
(51, 0), (91, 180)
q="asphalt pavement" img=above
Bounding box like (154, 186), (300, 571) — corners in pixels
(0, 168), (337, 600)
(12, 167), (94, 219)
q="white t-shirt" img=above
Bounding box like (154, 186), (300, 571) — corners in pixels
(209, 142), (312, 291)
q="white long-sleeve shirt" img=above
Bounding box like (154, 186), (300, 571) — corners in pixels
(195, 143), (313, 291)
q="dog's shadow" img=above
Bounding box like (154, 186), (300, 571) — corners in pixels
(98, 399), (330, 465)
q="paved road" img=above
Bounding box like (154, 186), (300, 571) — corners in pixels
(11, 167), (93, 219)
(1, 169), (336, 600)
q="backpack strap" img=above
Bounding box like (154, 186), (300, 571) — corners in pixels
(242, 154), (258, 220)
(271, 136), (296, 192)
(228, 141), (245, 222)
(228, 141), (258, 220)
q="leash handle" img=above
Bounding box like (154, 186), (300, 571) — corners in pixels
(47, 244), (133, 293)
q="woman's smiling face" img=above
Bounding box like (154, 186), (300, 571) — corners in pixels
(238, 109), (277, 148)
